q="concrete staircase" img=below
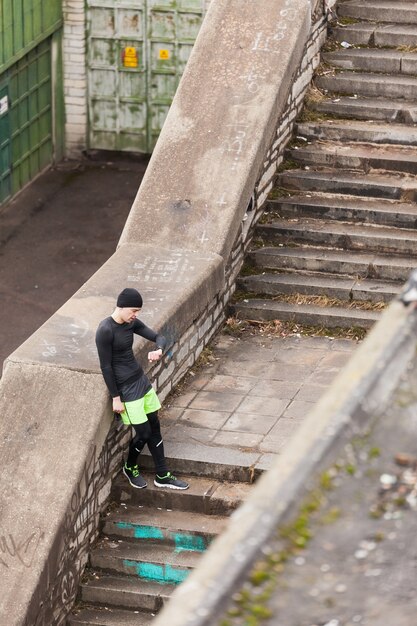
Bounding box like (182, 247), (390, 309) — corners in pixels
(68, 466), (252, 625)
(233, 0), (417, 331)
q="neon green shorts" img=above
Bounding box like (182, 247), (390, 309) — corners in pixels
(121, 388), (161, 425)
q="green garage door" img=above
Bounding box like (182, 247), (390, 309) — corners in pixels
(87, 0), (204, 153)
(8, 39), (53, 194)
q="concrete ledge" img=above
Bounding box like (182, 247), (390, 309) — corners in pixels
(5, 244), (224, 372)
(151, 300), (417, 626)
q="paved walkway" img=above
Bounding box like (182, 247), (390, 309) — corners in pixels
(160, 331), (356, 472)
(0, 155), (148, 367)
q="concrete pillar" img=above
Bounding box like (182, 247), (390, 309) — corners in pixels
(62, 0), (88, 157)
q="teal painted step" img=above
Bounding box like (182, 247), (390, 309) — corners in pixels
(103, 505), (227, 549)
(115, 522), (209, 553)
(90, 539), (201, 585)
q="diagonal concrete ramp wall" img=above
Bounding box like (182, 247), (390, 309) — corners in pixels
(0, 1), (327, 624)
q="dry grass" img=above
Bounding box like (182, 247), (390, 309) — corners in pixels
(305, 84), (326, 105)
(223, 316), (367, 341)
(270, 293), (387, 311)
(396, 45), (417, 53)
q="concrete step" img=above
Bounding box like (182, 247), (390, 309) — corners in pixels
(337, 1), (417, 24)
(296, 120), (417, 146)
(279, 169), (417, 200)
(330, 22), (417, 47)
(249, 247), (414, 281)
(316, 72), (417, 100)
(238, 273), (399, 303)
(257, 218), (417, 255)
(103, 504), (227, 547)
(81, 575), (174, 612)
(268, 193), (417, 228)
(68, 606), (152, 626)
(112, 473), (252, 516)
(286, 142), (417, 174)
(230, 299), (380, 329)
(313, 96), (417, 124)
(90, 538), (200, 584)
(323, 49), (417, 76)
(136, 441), (260, 483)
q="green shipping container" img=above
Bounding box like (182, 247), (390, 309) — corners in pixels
(0, 0), (63, 205)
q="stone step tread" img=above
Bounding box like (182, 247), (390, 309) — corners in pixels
(68, 607), (152, 626)
(240, 273), (400, 297)
(322, 47), (417, 59)
(332, 22), (417, 34)
(91, 538), (202, 568)
(289, 141), (417, 160)
(138, 447), (260, 483)
(259, 217), (417, 241)
(253, 246), (415, 268)
(323, 49), (417, 76)
(324, 49), (417, 62)
(316, 73), (417, 99)
(103, 504), (228, 539)
(233, 299), (381, 324)
(313, 96), (417, 122)
(270, 193), (417, 214)
(80, 573), (175, 612)
(112, 471), (253, 510)
(323, 49), (417, 70)
(281, 168), (416, 184)
(330, 22), (417, 47)
(295, 120), (417, 145)
(280, 168), (417, 194)
(338, 1), (417, 23)
(82, 574), (175, 596)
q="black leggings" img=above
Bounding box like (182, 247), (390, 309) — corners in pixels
(126, 411), (168, 475)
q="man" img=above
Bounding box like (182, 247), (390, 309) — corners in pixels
(95, 287), (188, 490)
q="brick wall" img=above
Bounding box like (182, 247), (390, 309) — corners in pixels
(62, 0), (87, 156)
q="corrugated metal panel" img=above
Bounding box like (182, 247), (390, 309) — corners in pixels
(0, 39), (53, 202)
(87, 0), (205, 153)
(0, 0), (62, 71)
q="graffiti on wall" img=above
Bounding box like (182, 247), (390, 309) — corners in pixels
(21, 420), (129, 626)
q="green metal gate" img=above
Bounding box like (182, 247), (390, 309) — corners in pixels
(87, 0), (205, 153)
(9, 40), (53, 194)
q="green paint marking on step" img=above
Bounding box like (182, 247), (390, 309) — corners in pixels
(174, 533), (207, 553)
(115, 522), (164, 540)
(123, 559), (190, 584)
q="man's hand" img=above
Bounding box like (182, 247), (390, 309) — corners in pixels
(113, 396), (124, 413)
(148, 348), (163, 362)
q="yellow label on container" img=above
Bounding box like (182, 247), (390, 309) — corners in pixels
(123, 47), (138, 68)
(159, 49), (170, 60)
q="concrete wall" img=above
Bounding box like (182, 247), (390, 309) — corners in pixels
(0, 1), (328, 624)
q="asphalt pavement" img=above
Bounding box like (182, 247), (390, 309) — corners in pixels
(0, 155), (148, 368)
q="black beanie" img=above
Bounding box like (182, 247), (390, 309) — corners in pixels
(117, 288), (143, 308)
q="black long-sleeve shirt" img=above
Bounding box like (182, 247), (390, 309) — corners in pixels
(95, 316), (166, 398)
